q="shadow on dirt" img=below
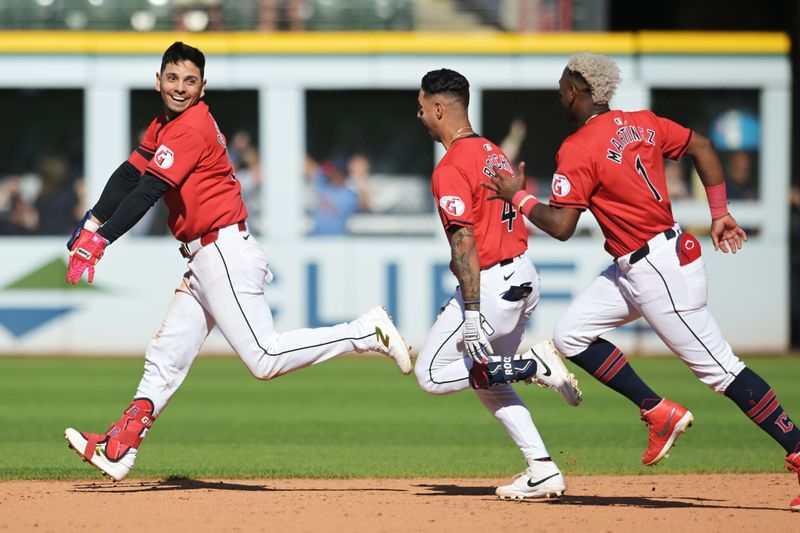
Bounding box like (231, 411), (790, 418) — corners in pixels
(414, 484), (789, 512)
(71, 477), (405, 494)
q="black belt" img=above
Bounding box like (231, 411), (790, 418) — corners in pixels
(629, 228), (677, 265)
(483, 254), (521, 271)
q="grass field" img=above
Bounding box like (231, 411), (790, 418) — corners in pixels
(1, 355), (799, 480)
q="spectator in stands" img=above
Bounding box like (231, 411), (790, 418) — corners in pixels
(308, 154), (360, 236)
(725, 150), (757, 201)
(664, 159), (690, 200)
(500, 117), (527, 164)
(229, 130), (261, 232)
(34, 154), (80, 235)
(0, 176), (38, 235)
(257, 0), (305, 31)
(346, 152), (371, 212)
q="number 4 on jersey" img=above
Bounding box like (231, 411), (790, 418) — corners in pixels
(501, 202), (517, 231)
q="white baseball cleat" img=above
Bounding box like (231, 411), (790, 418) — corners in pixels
(496, 461), (566, 500)
(526, 338), (582, 406)
(65, 427), (137, 482)
(360, 305), (413, 374)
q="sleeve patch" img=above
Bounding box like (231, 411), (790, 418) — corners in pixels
(439, 195), (465, 217)
(154, 145), (175, 169)
(551, 174), (571, 197)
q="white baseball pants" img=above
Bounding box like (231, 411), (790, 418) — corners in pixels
(135, 226), (384, 417)
(415, 255), (552, 460)
(554, 225), (745, 393)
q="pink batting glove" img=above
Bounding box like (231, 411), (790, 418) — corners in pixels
(66, 229), (108, 284)
(66, 254), (95, 284)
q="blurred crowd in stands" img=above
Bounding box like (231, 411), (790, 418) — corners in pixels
(0, 155), (84, 236)
(1, 0), (414, 32)
(0, 0), (579, 33)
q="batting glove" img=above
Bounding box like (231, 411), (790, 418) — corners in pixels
(66, 229), (108, 284)
(67, 209), (100, 251)
(463, 309), (493, 365)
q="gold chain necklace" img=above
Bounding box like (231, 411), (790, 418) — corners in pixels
(449, 126), (474, 144)
(585, 113), (600, 125)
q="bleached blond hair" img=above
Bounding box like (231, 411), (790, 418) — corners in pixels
(566, 53), (621, 105)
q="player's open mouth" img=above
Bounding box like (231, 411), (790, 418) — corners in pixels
(170, 96), (187, 103)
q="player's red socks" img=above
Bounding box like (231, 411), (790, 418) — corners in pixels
(101, 398), (155, 460)
(568, 339), (661, 409)
(725, 368), (800, 454)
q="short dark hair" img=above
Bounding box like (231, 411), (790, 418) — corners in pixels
(161, 42), (205, 79)
(420, 68), (470, 108)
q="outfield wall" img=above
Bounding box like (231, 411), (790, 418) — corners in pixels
(0, 32), (790, 355)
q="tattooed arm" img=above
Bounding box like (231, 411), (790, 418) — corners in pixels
(449, 225), (493, 364)
(449, 226), (481, 311)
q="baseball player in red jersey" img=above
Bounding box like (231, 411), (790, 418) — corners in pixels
(414, 68), (581, 500)
(484, 53), (800, 510)
(62, 42), (411, 481)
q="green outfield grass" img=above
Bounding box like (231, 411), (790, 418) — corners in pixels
(1, 355), (798, 480)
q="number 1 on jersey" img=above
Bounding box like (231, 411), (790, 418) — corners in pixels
(635, 155), (663, 202)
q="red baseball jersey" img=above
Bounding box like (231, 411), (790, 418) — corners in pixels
(549, 110), (693, 257)
(127, 101), (247, 242)
(432, 136), (528, 269)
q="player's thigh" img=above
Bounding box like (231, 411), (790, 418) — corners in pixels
(554, 265), (641, 357)
(191, 236), (277, 360)
(480, 259), (540, 354)
(629, 247), (743, 388)
(148, 275), (215, 355)
(415, 297), (465, 373)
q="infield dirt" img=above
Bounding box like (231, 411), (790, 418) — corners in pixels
(2, 473), (797, 532)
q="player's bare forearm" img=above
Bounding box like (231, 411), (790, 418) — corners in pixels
(685, 133), (725, 187)
(684, 132), (747, 252)
(449, 226), (481, 311)
(527, 204), (581, 241)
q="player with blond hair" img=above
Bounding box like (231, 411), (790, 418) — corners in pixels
(484, 52), (800, 511)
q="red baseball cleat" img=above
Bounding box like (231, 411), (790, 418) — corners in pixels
(786, 446), (800, 511)
(640, 399), (693, 466)
(64, 398), (154, 481)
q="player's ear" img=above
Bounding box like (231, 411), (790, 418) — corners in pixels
(200, 79), (207, 99)
(434, 101), (445, 120)
(155, 71), (162, 93)
(565, 82), (579, 105)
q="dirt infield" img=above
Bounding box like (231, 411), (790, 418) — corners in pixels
(2, 474), (797, 532)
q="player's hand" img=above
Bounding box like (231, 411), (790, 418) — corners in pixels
(462, 310), (494, 365)
(481, 161), (527, 204)
(709, 213), (747, 254)
(66, 229), (108, 284)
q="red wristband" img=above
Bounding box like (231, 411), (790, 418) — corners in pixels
(511, 190), (539, 218)
(704, 182), (729, 220)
